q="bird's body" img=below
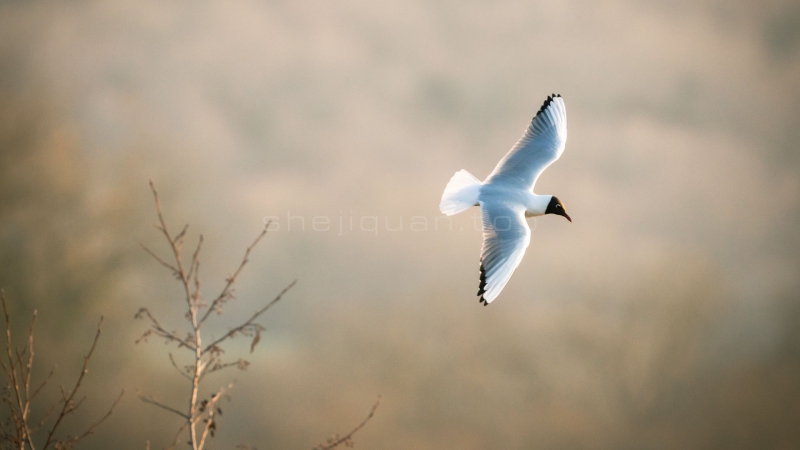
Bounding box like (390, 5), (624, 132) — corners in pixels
(477, 185), (550, 218)
(439, 94), (571, 305)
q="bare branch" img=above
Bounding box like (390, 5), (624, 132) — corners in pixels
(0, 351), (9, 379)
(42, 316), (104, 450)
(149, 180), (172, 242)
(198, 224), (272, 327)
(201, 280), (296, 355)
(195, 386), (228, 450)
(30, 396), (61, 433)
(71, 389), (125, 444)
(168, 353), (192, 381)
(164, 421), (189, 450)
(140, 244), (181, 277)
(2, 289), (37, 450)
(30, 367), (55, 403)
(139, 395), (189, 420)
(13, 346), (29, 381)
(141, 183), (298, 450)
(202, 359), (250, 379)
(174, 224), (189, 250)
(23, 310), (37, 416)
(135, 308), (196, 350)
(186, 235), (204, 285)
(314, 396), (381, 450)
(148, 180), (194, 311)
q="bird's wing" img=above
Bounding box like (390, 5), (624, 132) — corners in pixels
(484, 94), (567, 191)
(477, 202), (531, 304)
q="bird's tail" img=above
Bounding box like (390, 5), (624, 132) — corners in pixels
(439, 169), (482, 216)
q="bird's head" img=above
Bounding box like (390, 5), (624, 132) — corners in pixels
(545, 196), (571, 222)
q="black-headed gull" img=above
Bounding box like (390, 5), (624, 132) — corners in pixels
(440, 94), (571, 305)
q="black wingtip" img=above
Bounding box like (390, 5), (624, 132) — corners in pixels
(534, 93), (562, 118)
(478, 263), (488, 306)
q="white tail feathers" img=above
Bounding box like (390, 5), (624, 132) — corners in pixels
(439, 169), (482, 216)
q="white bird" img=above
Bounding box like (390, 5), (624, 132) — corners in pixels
(439, 94), (571, 305)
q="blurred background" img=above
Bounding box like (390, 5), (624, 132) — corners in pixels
(1, 0), (799, 448)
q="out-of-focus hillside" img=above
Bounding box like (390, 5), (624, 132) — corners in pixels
(1, 1), (799, 448)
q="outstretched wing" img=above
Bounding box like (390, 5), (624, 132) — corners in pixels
(477, 202), (531, 304)
(484, 94), (567, 191)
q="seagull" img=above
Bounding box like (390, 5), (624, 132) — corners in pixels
(439, 94), (571, 305)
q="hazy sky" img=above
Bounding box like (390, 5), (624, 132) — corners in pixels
(1, 1), (799, 449)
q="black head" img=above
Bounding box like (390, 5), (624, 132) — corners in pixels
(545, 196), (571, 222)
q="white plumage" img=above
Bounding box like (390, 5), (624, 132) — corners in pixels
(439, 94), (571, 305)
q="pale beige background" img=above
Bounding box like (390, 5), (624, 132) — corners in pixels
(1, 1), (799, 449)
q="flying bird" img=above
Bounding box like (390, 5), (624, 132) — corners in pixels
(439, 94), (571, 305)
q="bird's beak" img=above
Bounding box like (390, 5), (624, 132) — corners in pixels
(563, 212), (572, 223)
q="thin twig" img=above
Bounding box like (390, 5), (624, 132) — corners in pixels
(201, 280), (296, 355)
(30, 397), (61, 433)
(135, 308), (196, 350)
(314, 396), (382, 450)
(164, 421), (189, 450)
(30, 367), (55, 403)
(201, 359), (249, 379)
(198, 224), (271, 328)
(140, 244), (180, 277)
(23, 311), (37, 420)
(42, 316), (104, 450)
(0, 351), (10, 378)
(168, 353), (192, 381)
(174, 225), (189, 251)
(148, 180), (193, 311)
(139, 395), (189, 420)
(186, 235), (204, 284)
(2, 290), (37, 450)
(72, 389), (126, 444)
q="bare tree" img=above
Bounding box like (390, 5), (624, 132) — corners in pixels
(0, 291), (124, 450)
(137, 181), (379, 450)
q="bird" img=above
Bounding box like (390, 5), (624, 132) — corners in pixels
(439, 94), (571, 305)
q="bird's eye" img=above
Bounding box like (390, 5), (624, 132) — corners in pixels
(556, 204), (561, 208)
